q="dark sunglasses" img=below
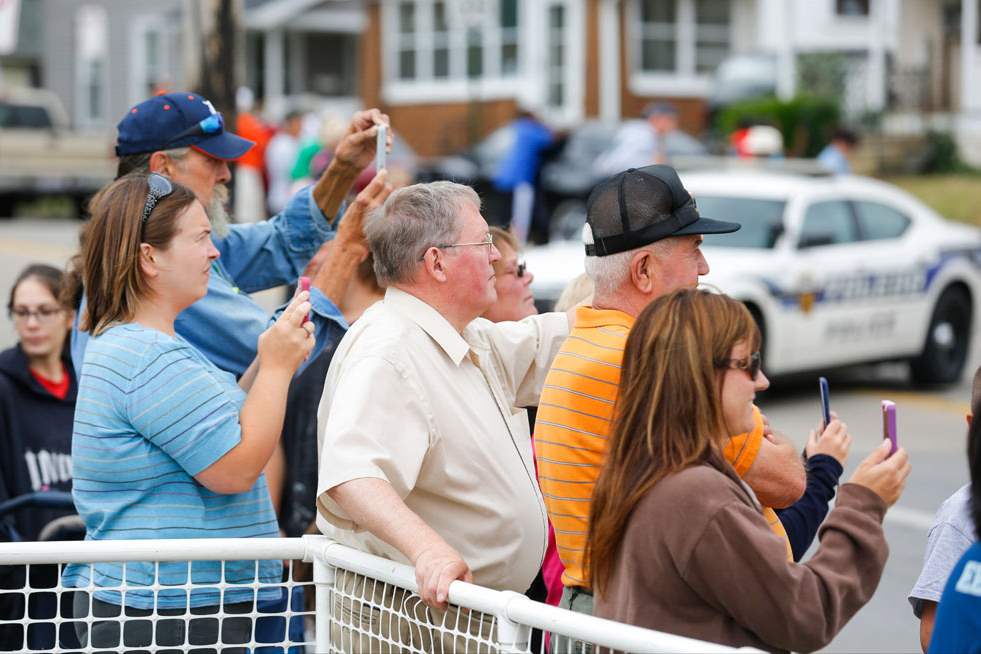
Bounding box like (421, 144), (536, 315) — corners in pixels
(141, 173), (174, 225)
(165, 113), (224, 147)
(718, 351), (762, 380)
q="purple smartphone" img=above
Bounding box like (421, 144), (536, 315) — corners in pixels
(881, 400), (897, 456)
(299, 276), (311, 324)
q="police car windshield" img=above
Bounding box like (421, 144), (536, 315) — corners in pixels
(697, 196), (787, 249)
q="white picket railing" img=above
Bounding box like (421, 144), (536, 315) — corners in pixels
(0, 535), (762, 653)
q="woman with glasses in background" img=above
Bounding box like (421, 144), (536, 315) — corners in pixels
(589, 288), (912, 653)
(0, 264), (79, 651)
(61, 173), (314, 653)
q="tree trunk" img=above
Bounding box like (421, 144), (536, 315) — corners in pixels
(193, 0), (242, 118)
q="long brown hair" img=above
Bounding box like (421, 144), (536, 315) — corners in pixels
(586, 289), (760, 595)
(75, 174), (196, 336)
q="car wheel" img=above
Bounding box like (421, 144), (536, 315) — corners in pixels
(910, 286), (972, 386)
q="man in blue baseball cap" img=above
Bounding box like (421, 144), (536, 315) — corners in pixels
(70, 91), (393, 379)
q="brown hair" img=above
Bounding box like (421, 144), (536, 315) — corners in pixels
(76, 174), (196, 335)
(8, 264), (68, 313)
(489, 226), (518, 276)
(586, 289), (760, 595)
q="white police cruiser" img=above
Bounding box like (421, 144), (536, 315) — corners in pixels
(526, 168), (981, 385)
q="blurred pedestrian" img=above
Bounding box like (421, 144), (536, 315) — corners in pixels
(910, 365), (981, 652)
(233, 87), (273, 223)
(62, 173), (313, 652)
(316, 182), (572, 651)
(593, 102), (705, 176)
(928, 366), (981, 653)
(0, 264), (79, 652)
(817, 128), (859, 175)
(266, 111), (304, 215)
(491, 109), (554, 244)
(590, 288), (911, 653)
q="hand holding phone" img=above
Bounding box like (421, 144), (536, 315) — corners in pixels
(819, 377), (831, 429)
(375, 124), (387, 172)
(881, 400), (898, 457)
(299, 276), (311, 324)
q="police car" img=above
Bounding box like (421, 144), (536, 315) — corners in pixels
(525, 168), (981, 385)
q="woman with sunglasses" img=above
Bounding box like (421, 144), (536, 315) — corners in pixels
(589, 289), (911, 653)
(61, 173), (314, 652)
(481, 226), (537, 322)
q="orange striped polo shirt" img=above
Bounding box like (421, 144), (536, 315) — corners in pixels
(535, 306), (790, 590)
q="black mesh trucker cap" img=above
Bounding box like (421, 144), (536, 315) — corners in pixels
(584, 165), (740, 256)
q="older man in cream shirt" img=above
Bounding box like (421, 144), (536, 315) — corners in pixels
(316, 181), (570, 649)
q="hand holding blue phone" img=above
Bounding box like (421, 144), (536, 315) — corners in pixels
(819, 377), (831, 429)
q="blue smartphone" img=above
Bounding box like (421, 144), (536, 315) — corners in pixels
(882, 400), (898, 457)
(819, 376), (831, 429)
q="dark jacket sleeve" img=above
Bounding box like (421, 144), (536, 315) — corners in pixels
(776, 454), (844, 561)
(681, 483), (888, 653)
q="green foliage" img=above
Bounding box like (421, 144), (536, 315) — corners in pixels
(715, 95), (841, 157)
(916, 131), (971, 174)
(796, 53), (849, 102)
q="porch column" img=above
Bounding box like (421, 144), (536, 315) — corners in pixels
(775, 0), (795, 100)
(962, 0), (979, 112)
(866, 0), (888, 111)
(599, 0), (620, 120)
(264, 28), (286, 112)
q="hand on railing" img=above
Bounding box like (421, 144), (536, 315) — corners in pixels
(413, 542), (472, 610)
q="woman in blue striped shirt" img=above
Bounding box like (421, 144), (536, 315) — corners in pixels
(63, 173), (314, 653)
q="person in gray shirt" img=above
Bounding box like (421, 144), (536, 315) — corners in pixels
(909, 365), (981, 652)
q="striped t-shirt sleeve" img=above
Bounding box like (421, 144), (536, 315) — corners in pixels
(124, 340), (241, 476)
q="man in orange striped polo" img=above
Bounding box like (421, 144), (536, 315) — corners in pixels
(536, 166), (807, 625)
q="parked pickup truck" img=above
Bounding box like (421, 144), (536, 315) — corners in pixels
(0, 87), (114, 217)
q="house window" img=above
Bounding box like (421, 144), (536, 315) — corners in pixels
(385, 0), (520, 84)
(694, 0), (729, 73)
(75, 5), (108, 127)
(131, 15), (179, 102)
(634, 0), (730, 77)
(835, 0), (870, 16)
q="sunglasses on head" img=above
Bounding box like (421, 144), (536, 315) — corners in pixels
(718, 351), (762, 380)
(165, 113), (224, 148)
(141, 173), (174, 225)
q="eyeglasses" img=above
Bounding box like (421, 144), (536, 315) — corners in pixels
(437, 233), (494, 251)
(420, 233), (495, 260)
(165, 113), (224, 147)
(10, 306), (64, 324)
(717, 351), (762, 380)
(141, 173), (174, 225)
(498, 261), (527, 278)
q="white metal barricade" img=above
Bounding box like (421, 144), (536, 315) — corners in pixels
(0, 535), (762, 653)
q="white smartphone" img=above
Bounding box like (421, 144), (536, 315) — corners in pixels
(375, 124), (387, 171)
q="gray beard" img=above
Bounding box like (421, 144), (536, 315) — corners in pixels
(207, 184), (231, 238)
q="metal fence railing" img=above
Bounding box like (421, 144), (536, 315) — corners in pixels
(0, 535), (762, 653)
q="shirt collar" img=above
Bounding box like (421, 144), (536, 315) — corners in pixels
(574, 305), (635, 330)
(384, 287), (471, 365)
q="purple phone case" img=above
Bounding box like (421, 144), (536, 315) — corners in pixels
(882, 400), (897, 456)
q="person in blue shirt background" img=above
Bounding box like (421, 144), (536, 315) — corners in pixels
(816, 128), (859, 175)
(491, 107), (555, 245)
(928, 365), (981, 654)
(66, 91), (393, 379)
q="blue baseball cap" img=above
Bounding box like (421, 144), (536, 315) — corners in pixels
(115, 92), (254, 160)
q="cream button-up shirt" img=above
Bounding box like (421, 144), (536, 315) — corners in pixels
(316, 287), (569, 592)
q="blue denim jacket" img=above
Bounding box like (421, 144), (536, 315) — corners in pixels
(71, 185), (349, 378)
